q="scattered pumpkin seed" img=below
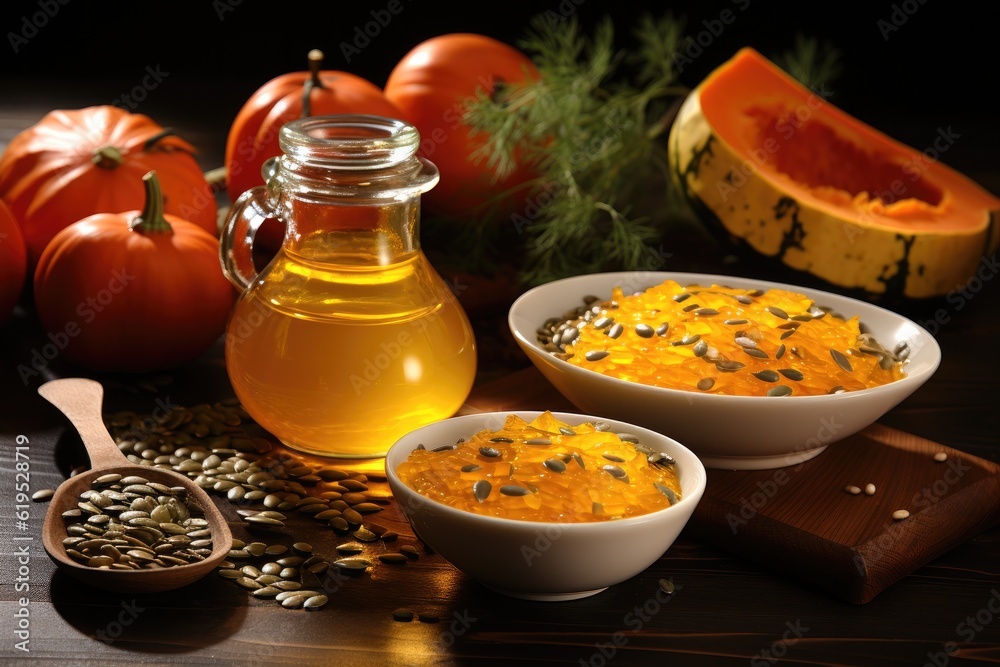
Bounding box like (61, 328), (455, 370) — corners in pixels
(392, 608), (415, 622)
(892, 509), (910, 521)
(933, 452), (948, 462)
(845, 485), (862, 495)
(865, 483), (876, 496)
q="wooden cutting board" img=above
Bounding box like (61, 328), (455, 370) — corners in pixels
(462, 366), (1000, 604)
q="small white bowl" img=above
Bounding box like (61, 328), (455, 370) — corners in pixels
(385, 411), (707, 601)
(508, 272), (941, 470)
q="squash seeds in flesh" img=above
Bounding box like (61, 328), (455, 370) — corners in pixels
(397, 411), (682, 522)
(538, 280), (907, 396)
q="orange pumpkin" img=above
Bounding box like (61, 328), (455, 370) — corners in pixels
(383, 33), (540, 219)
(669, 48), (1000, 299)
(225, 50), (404, 199)
(33, 171), (234, 373)
(0, 200), (26, 325)
(0, 106), (218, 267)
(224, 49), (403, 250)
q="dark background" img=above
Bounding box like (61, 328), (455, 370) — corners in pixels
(0, 0), (996, 186)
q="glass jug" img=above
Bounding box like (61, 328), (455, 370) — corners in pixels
(220, 114), (477, 459)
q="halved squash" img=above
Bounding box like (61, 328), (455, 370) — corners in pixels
(668, 47), (1000, 299)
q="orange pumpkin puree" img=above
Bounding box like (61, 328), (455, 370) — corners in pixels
(396, 412), (682, 522)
(557, 280), (907, 396)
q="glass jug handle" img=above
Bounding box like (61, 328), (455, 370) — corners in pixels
(220, 186), (273, 291)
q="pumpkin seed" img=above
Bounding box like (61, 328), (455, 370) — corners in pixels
(715, 359), (745, 372)
(392, 608), (416, 622)
(303, 594), (328, 610)
(499, 484), (530, 497)
(830, 349), (853, 372)
(697, 377), (715, 391)
(472, 480), (492, 503)
(378, 553), (408, 564)
(766, 306), (789, 320)
(778, 368), (804, 381)
(654, 483), (678, 505)
(601, 465), (629, 484)
(634, 323), (654, 337)
(543, 458), (567, 473)
(585, 349), (609, 362)
(606, 322), (624, 339)
(933, 452), (948, 462)
(723, 318), (748, 325)
(478, 446), (501, 458)
(460, 463), (482, 472)
(752, 370), (780, 382)
(892, 510), (910, 521)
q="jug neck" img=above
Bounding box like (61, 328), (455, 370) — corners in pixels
(266, 115), (439, 264)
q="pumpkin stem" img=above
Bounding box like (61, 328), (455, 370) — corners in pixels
(92, 145), (124, 169)
(301, 49), (325, 118)
(130, 170), (173, 235)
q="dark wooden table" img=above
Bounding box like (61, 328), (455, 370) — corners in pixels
(3, 75), (1000, 667)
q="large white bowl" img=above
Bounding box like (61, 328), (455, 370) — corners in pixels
(385, 411), (707, 601)
(508, 272), (941, 470)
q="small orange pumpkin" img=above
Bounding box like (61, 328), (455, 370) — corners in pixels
(33, 171), (234, 373)
(224, 49), (403, 250)
(0, 199), (26, 325)
(0, 105), (219, 266)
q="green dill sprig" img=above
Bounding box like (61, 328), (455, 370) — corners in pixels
(450, 13), (841, 287)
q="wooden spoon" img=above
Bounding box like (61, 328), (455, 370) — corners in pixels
(38, 378), (232, 594)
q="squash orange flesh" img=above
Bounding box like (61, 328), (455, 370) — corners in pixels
(698, 48), (997, 233)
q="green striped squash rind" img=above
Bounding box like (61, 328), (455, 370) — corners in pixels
(668, 86), (1000, 300)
